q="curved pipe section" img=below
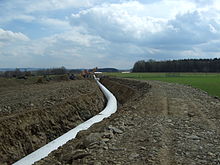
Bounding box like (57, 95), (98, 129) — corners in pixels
(13, 77), (117, 165)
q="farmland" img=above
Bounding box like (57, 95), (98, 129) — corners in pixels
(1, 75), (220, 164)
(105, 72), (220, 97)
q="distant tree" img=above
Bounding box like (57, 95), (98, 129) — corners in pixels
(132, 58), (220, 72)
(3, 71), (12, 78)
(34, 67), (68, 76)
(13, 68), (22, 77)
(51, 66), (67, 75)
(133, 60), (146, 72)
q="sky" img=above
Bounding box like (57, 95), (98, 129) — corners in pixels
(0, 0), (220, 69)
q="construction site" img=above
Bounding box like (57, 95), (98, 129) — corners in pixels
(1, 0), (220, 164)
(0, 71), (219, 165)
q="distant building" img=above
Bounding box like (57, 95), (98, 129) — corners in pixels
(94, 72), (102, 74)
(122, 71), (130, 73)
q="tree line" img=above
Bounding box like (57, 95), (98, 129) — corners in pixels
(132, 58), (220, 72)
(0, 67), (68, 78)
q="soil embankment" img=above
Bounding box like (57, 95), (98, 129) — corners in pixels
(36, 77), (220, 165)
(0, 79), (105, 164)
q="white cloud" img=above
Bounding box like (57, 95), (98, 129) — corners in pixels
(142, 0), (196, 19)
(0, 28), (111, 68)
(26, 0), (95, 12)
(0, 29), (30, 64)
(1, 15), (36, 23)
(1, 0), (220, 68)
(70, 1), (220, 50)
(70, 1), (168, 42)
(38, 18), (71, 30)
(0, 28), (29, 43)
(209, 24), (218, 33)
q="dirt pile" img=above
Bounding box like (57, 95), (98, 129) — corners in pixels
(36, 78), (220, 165)
(0, 79), (105, 164)
(100, 77), (150, 105)
(35, 77), (151, 164)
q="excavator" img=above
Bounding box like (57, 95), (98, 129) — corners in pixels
(81, 67), (98, 78)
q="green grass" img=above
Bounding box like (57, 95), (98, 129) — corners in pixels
(105, 72), (220, 97)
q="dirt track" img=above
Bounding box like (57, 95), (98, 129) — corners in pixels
(36, 77), (220, 165)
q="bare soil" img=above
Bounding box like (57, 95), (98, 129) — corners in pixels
(1, 77), (220, 165)
(36, 77), (220, 165)
(0, 79), (105, 164)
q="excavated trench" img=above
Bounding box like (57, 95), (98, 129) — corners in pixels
(0, 80), (105, 164)
(100, 77), (150, 105)
(34, 77), (151, 165)
(34, 77), (220, 165)
(0, 77), (150, 164)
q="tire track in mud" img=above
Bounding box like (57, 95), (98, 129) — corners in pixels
(158, 127), (175, 165)
(138, 84), (177, 165)
(178, 87), (219, 134)
(151, 81), (220, 165)
(155, 96), (176, 165)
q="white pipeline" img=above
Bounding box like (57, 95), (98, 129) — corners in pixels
(13, 77), (117, 165)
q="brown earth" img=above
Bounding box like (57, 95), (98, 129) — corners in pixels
(36, 77), (220, 165)
(1, 77), (220, 165)
(0, 79), (105, 164)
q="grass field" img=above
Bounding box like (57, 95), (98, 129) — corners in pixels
(105, 72), (220, 97)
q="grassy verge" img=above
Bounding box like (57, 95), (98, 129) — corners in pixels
(105, 72), (220, 97)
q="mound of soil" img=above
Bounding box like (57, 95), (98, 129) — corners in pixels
(100, 77), (150, 105)
(36, 78), (220, 165)
(35, 77), (151, 164)
(0, 80), (105, 164)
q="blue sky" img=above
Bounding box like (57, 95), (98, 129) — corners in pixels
(0, 0), (220, 69)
